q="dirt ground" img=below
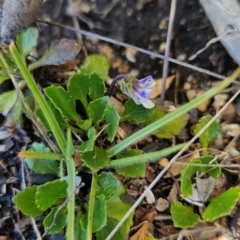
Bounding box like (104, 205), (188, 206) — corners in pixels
(1, 0), (240, 239)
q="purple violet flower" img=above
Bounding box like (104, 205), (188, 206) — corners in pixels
(121, 75), (155, 108)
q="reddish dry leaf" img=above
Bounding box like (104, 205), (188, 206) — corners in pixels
(150, 75), (175, 99)
(73, 152), (82, 167)
(135, 207), (156, 224)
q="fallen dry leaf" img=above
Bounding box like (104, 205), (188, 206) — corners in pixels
(196, 90), (209, 112)
(150, 75), (175, 99)
(130, 222), (149, 240)
(109, 96), (125, 115)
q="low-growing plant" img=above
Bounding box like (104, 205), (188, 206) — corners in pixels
(171, 115), (240, 228)
(1, 27), (240, 239)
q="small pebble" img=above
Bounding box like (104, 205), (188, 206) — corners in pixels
(214, 173), (227, 189)
(125, 48), (137, 63)
(196, 90), (209, 112)
(177, 53), (187, 61)
(213, 94), (228, 109)
(155, 198), (169, 212)
(158, 158), (168, 168)
(222, 124), (240, 137)
(159, 42), (166, 53)
(186, 89), (196, 101)
(183, 82), (191, 91)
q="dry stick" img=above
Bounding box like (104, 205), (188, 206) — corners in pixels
(37, 19), (226, 80)
(42, 188), (77, 238)
(0, 53), (59, 153)
(105, 87), (240, 240)
(160, 0), (177, 104)
(188, 31), (234, 61)
(67, 0), (83, 44)
(30, 217), (42, 240)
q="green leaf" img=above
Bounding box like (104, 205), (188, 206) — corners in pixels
(0, 90), (17, 115)
(171, 201), (200, 228)
(12, 186), (44, 217)
(76, 214), (87, 240)
(121, 99), (152, 124)
(104, 105), (120, 142)
(24, 142), (59, 175)
(96, 172), (120, 199)
(22, 92), (35, 119)
(79, 195), (107, 233)
(88, 73), (106, 101)
(194, 115), (220, 149)
(67, 73), (105, 110)
(96, 217), (126, 240)
(81, 147), (110, 172)
(202, 186), (240, 221)
(43, 206), (67, 234)
(115, 150), (146, 178)
(79, 119), (93, 131)
(181, 156), (221, 198)
(88, 96), (109, 125)
(16, 27), (38, 58)
(77, 127), (96, 153)
(0, 73), (10, 84)
(115, 162), (146, 178)
(35, 102), (69, 132)
(29, 39), (81, 70)
(0, 51), (16, 72)
(107, 185), (133, 232)
(36, 180), (67, 211)
(68, 73), (89, 110)
(199, 156), (221, 178)
(45, 85), (81, 123)
(146, 106), (187, 138)
(75, 214), (86, 240)
(93, 194), (107, 232)
(181, 159), (202, 198)
(11, 100), (22, 123)
(81, 55), (109, 80)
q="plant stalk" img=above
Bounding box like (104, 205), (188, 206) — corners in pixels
(9, 42), (67, 154)
(66, 129), (75, 240)
(87, 173), (97, 240)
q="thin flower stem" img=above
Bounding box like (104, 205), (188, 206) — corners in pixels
(160, 0), (177, 104)
(107, 73), (128, 96)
